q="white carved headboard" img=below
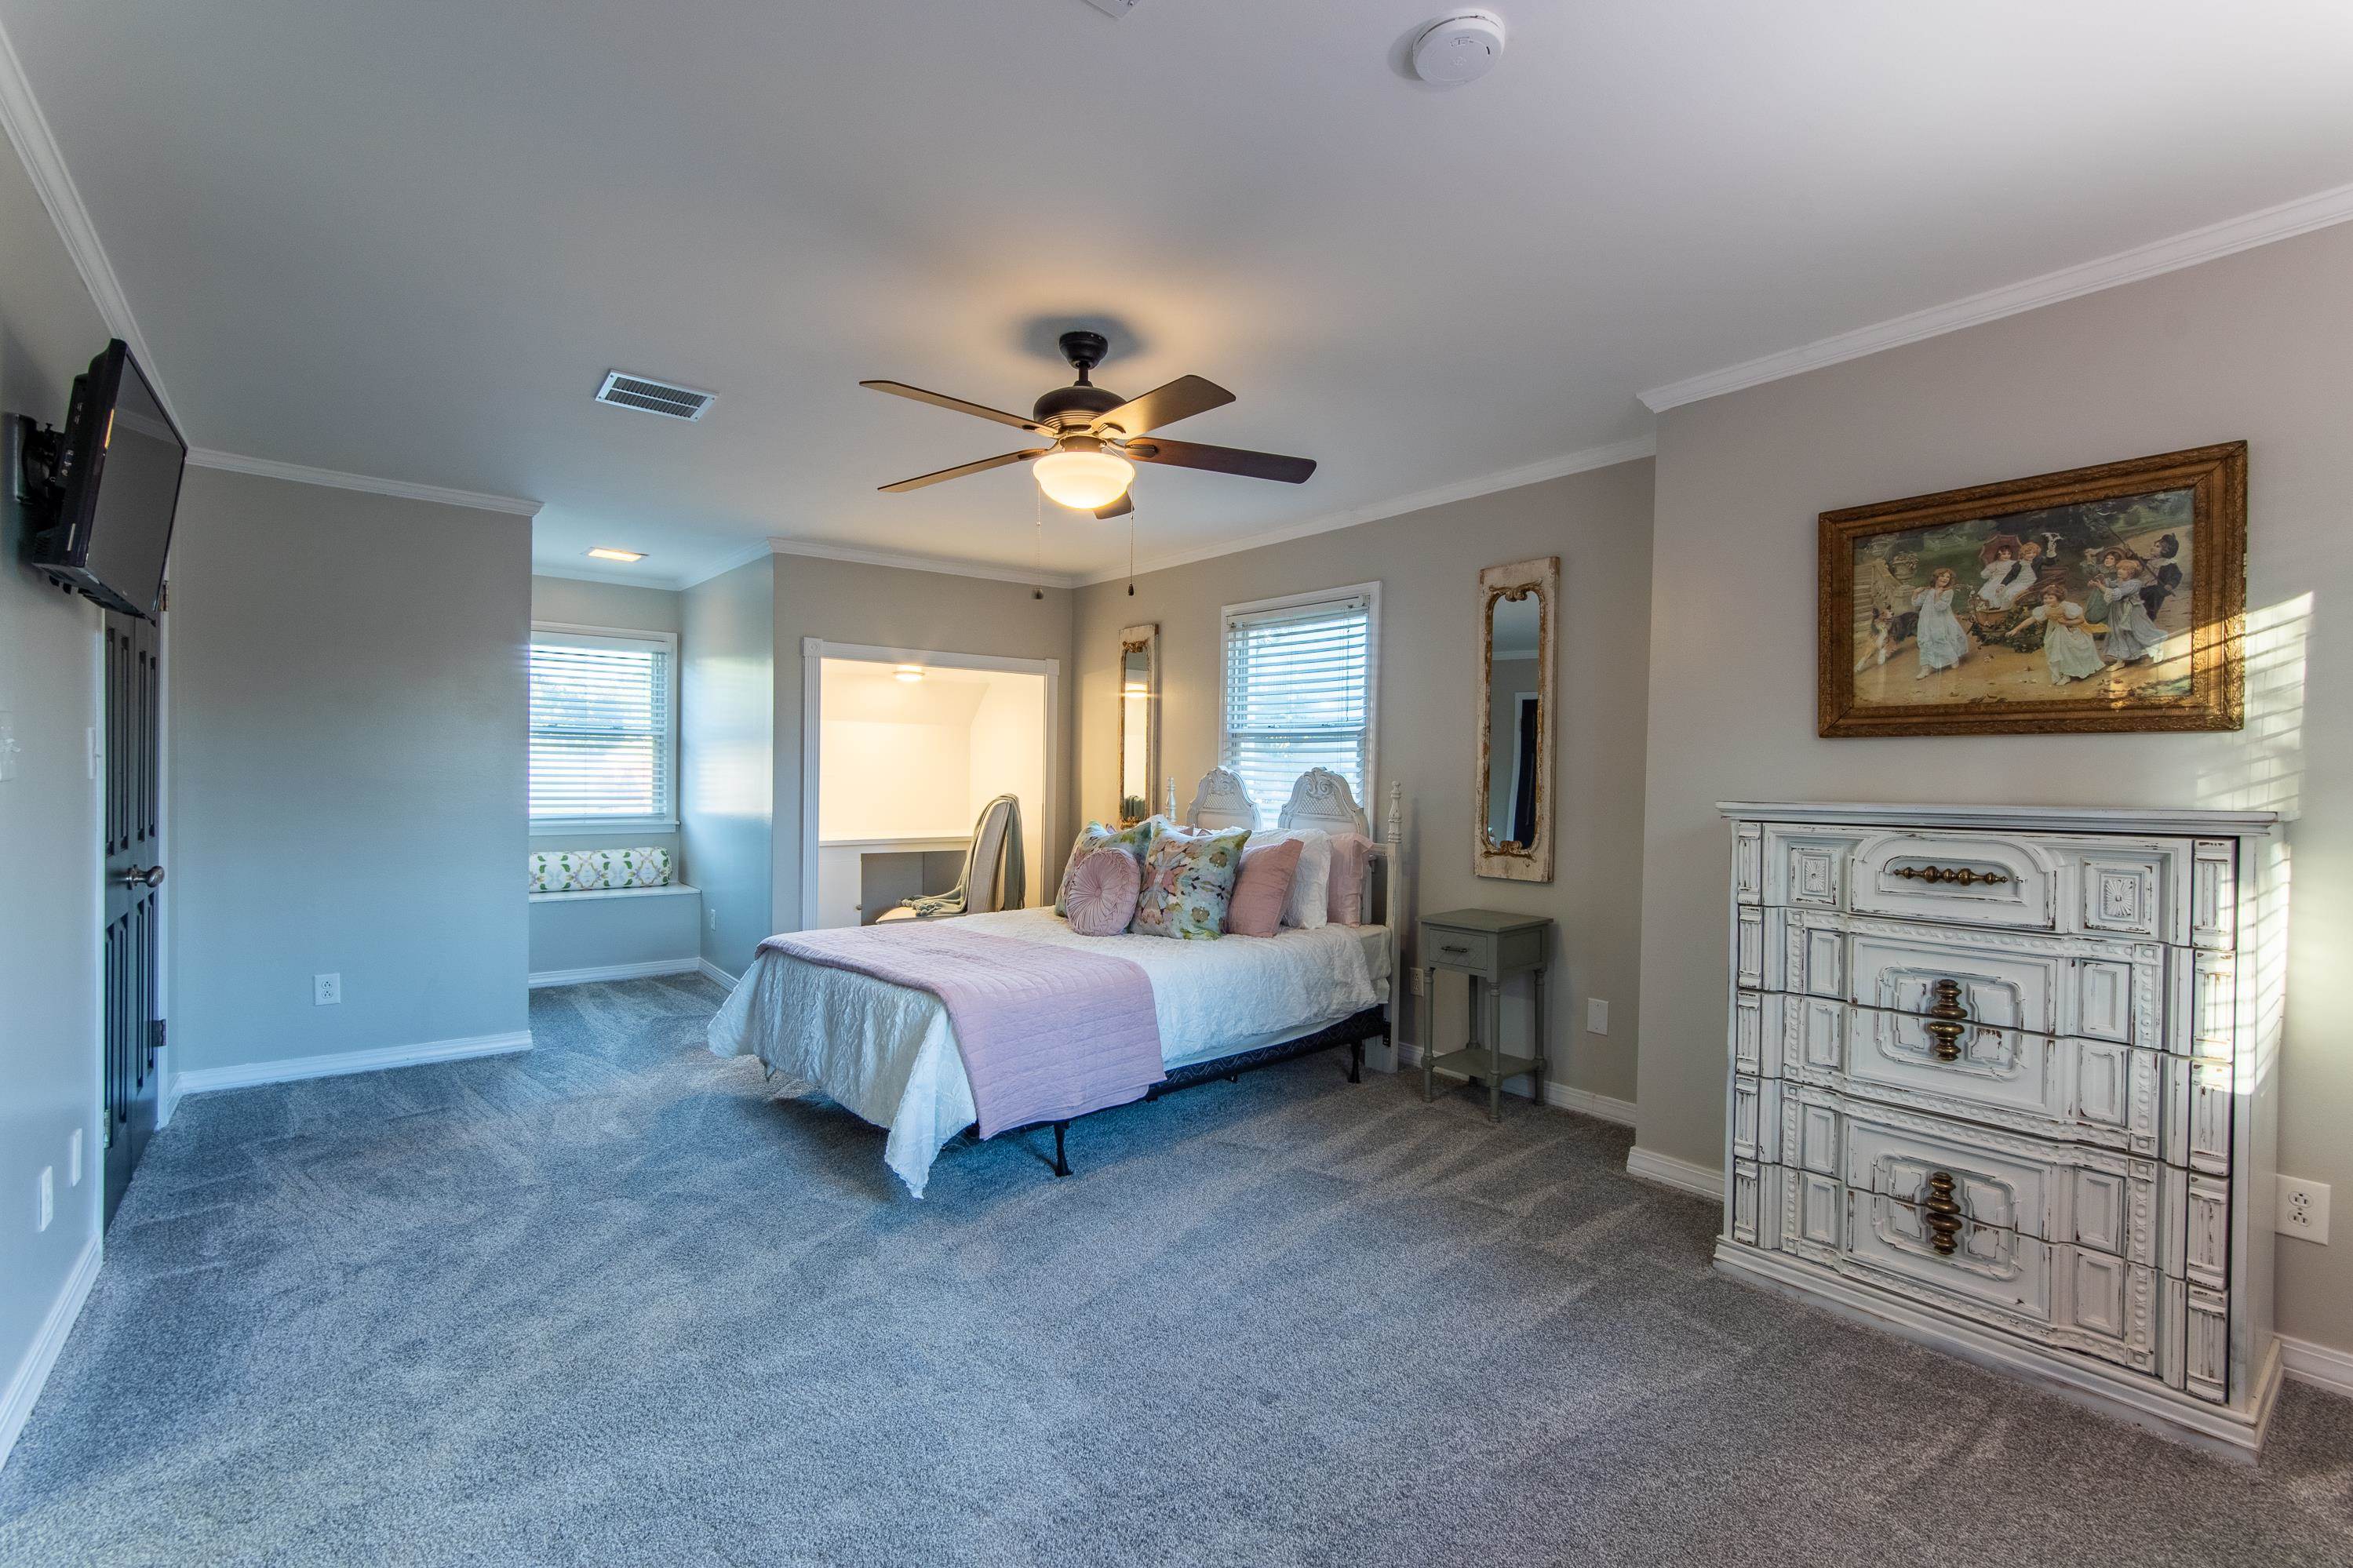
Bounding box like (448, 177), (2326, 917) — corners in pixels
(1178, 766), (1408, 939)
(1183, 766), (1259, 831)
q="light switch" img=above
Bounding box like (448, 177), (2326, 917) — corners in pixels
(1586, 999), (1609, 1035)
(0, 710), (18, 782)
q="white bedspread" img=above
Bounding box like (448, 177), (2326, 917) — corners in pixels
(708, 908), (1382, 1196)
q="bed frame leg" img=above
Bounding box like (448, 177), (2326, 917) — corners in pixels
(1052, 1120), (1070, 1178)
(1349, 1039), (1364, 1084)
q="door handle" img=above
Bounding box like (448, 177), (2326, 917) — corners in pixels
(115, 865), (166, 889)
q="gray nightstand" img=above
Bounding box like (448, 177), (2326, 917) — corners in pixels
(1418, 909), (1553, 1122)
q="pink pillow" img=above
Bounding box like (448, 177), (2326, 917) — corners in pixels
(1226, 837), (1303, 938)
(1326, 833), (1373, 926)
(1063, 846), (1142, 937)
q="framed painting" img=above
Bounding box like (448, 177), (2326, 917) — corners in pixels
(1818, 442), (2246, 737)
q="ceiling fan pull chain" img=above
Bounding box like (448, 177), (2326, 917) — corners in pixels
(1033, 487), (1045, 601)
(1127, 499), (1138, 597)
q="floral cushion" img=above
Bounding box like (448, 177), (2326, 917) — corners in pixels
(1054, 818), (1163, 915)
(1131, 825), (1250, 940)
(529, 847), (672, 893)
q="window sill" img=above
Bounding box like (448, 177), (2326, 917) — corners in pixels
(530, 882), (701, 903)
(531, 820), (679, 837)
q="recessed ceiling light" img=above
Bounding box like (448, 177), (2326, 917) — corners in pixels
(586, 548), (646, 562)
(894, 665), (925, 683)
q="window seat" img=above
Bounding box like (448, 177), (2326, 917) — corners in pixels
(529, 879), (703, 987)
(530, 882), (699, 903)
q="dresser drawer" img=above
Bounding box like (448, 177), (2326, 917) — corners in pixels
(1752, 824), (2209, 944)
(1747, 907), (2169, 1051)
(1762, 1085), (2169, 1268)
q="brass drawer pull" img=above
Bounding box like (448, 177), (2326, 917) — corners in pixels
(1921, 1170), (1965, 1256)
(1892, 864), (2010, 887)
(1440, 943), (1471, 955)
(1921, 977), (1969, 1064)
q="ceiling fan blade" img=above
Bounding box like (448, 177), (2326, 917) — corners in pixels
(1094, 493), (1134, 520)
(878, 449), (1047, 493)
(861, 380), (1045, 432)
(1122, 437), (1315, 484)
(1092, 375), (1234, 437)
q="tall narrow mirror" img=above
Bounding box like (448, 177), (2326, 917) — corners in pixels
(1476, 557), (1557, 880)
(1118, 624), (1159, 825)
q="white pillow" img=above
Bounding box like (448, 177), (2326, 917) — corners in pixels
(1245, 829), (1331, 930)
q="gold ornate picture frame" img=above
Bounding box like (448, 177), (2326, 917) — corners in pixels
(1818, 442), (2246, 738)
(1476, 556), (1557, 882)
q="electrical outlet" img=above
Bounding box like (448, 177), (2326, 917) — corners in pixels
(2278, 1175), (2330, 1244)
(68, 1127), (82, 1186)
(708, 908), (718, 932)
(38, 1166), (53, 1231)
(1409, 967), (1427, 995)
(1586, 999), (1609, 1035)
(0, 709), (18, 783)
(313, 972), (342, 1006)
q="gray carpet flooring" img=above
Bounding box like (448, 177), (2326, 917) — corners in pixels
(2, 975), (2349, 1566)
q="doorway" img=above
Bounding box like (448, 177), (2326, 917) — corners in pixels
(800, 642), (1057, 930)
(100, 607), (163, 1224)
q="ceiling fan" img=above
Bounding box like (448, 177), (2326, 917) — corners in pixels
(861, 330), (1316, 519)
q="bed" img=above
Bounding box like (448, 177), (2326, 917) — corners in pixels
(708, 767), (1408, 1195)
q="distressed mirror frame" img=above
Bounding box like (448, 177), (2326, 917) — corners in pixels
(1475, 556), (1557, 882)
(1117, 623), (1160, 826)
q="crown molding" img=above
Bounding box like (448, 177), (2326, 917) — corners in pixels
(1640, 177), (2353, 413)
(185, 449), (541, 516)
(1072, 433), (1656, 587)
(0, 17), (181, 427)
(765, 535), (1083, 591)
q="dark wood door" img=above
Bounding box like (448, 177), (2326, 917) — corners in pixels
(101, 606), (163, 1226)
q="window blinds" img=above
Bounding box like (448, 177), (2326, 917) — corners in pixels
(1221, 591), (1373, 816)
(529, 631), (673, 823)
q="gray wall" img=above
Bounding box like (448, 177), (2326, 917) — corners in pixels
(769, 554), (1076, 936)
(0, 117), (109, 1448)
(169, 467), (531, 1073)
(680, 558), (773, 979)
(1073, 463), (1655, 1104)
(1636, 220), (2353, 1356)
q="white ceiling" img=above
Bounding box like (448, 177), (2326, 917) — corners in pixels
(7, 2), (2353, 587)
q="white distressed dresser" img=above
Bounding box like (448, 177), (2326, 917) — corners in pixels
(1713, 802), (2285, 1457)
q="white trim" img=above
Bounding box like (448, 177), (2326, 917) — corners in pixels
(0, 20), (180, 427)
(0, 1233), (101, 1473)
(530, 882), (698, 903)
(798, 638), (1062, 933)
(185, 449), (541, 516)
(1641, 179), (2353, 413)
(528, 959), (700, 988)
(1218, 582), (1381, 826)
(1624, 1145), (1723, 1199)
(698, 958), (740, 988)
(530, 820), (679, 837)
(2280, 1334), (2353, 1401)
(1397, 1041), (1637, 1126)
(768, 536), (1081, 591)
(1079, 435), (1655, 587)
(1716, 1242), (2282, 1460)
(1717, 800), (2280, 839)
(172, 1030), (533, 1097)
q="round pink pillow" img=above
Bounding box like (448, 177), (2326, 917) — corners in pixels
(1063, 846), (1142, 936)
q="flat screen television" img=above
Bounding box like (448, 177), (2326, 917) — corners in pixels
(27, 340), (187, 620)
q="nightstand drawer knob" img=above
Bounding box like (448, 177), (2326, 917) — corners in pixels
(1441, 943), (1471, 955)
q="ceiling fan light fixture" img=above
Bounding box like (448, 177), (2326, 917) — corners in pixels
(1033, 444), (1135, 511)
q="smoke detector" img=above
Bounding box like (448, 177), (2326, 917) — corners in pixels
(1411, 10), (1507, 85)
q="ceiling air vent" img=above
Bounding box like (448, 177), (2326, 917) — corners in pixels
(594, 370), (716, 421)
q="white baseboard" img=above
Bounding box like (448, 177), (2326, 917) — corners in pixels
(698, 958), (739, 988)
(528, 958), (700, 988)
(2280, 1333), (2353, 1399)
(0, 1233), (101, 1472)
(1626, 1145), (1723, 1199)
(1396, 1041), (1637, 1126)
(173, 1029), (534, 1097)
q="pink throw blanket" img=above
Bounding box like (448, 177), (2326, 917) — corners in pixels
(759, 923), (1164, 1139)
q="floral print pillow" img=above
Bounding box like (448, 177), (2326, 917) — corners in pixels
(529, 848), (672, 893)
(1131, 826), (1250, 940)
(1055, 818), (1164, 915)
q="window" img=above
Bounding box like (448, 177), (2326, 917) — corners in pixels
(1219, 583), (1379, 817)
(529, 625), (677, 831)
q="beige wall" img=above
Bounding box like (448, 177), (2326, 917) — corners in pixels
(770, 554), (1076, 933)
(1635, 221), (2353, 1354)
(1073, 461), (1655, 1104)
